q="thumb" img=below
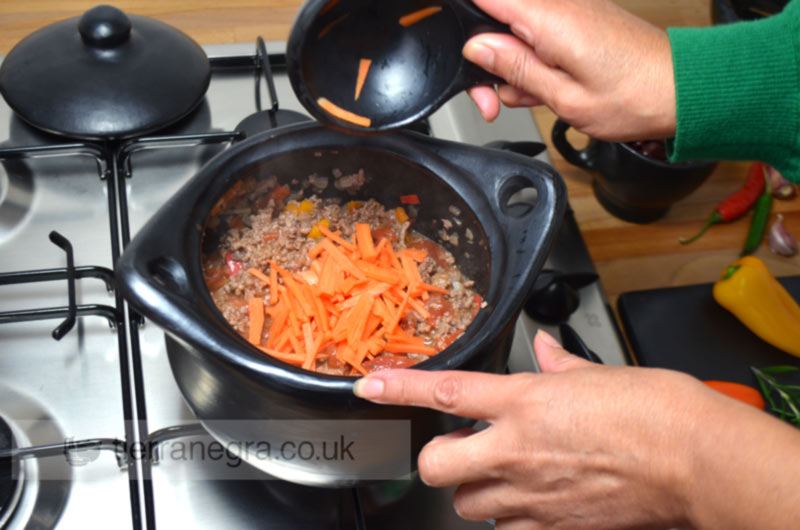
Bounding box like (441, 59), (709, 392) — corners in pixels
(462, 33), (566, 105)
(534, 329), (593, 373)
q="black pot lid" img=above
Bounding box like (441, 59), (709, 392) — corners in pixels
(0, 5), (211, 140)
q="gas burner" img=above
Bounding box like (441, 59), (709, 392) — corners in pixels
(0, 386), (71, 530)
(0, 416), (22, 527)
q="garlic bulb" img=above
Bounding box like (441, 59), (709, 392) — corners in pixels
(767, 214), (798, 257)
(767, 166), (797, 200)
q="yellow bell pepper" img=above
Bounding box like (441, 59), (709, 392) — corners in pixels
(307, 219), (329, 240)
(712, 256), (800, 357)
(395, 207), (409, 223)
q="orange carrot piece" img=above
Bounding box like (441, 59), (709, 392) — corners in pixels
(414, 281), (449, 295)
(267, 300), (289, 348)
(374, 237), (389, 255)
(405, 294), (431, 320)
(311, 288), (331, 334)
(317, 97), (371, 128)
(399, 194), (421, 205)
(308, 239), (327, 259)
(399, 6), (443, 27)
(384, 342), (437, 356)
(356, 342), (370, 366)
(400, 254), (423, 285)
(302, 322), (317, 370)
(373, 296), (394, 322)
(320, 0), (340, 15)
(385, 332), (427, 344)
(317, 256), (338, 296)
(321, 239), (365, 280)
(347, 294), (374, 347)
(354, 58), (372, 101)
(248, 267), (270, 284)
(355, 223), (377, 260)
(297, 269), (319, 286)
(386, 290), (409, 333)
(258, 346), (306, 365)
(269, 260), (279, 305)
(363, 313), (383, 341)
(356, 260), (401, 284)
(275, 265), (315, 318)
(248, 297), (265, 346)
(317, 14), (348, 39)
(288, 332), (304, 358)
(331, 305), (354, 342)
(318, 224), (358, 252)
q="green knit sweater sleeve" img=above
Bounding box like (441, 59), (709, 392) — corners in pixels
(667, 0), (800, 183)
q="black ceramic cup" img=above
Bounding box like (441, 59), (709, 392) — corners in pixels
(552, 118), (717, 223)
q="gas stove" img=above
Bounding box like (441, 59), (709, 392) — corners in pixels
(0, 37), (627, 530)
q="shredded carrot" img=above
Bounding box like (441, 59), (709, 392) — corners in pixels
(258, 346), (306, 365)
(275, 264), (315, 318)
(355, 58), (372, 101)
(248, 297), (265, 345)
(399, 6), (442, 27)
(318, 224), (357, 252)
(248, 267), (269, 284)
(317, 97), (371, 128)
(318, 14), (349, 39)
(400, 254), (423, 285)
(355, 223), (377, 260)
(302, 322), (317, 370)
(239, 213), (462, 375)
(356, 260), (401, 284)
(320, 0), (340, 15)
(322, 239), (366, 280)
(269, 260), (279, 305)
(384, 341), (437, 356)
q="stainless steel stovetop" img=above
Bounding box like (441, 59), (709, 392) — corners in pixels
(0, 40), (627, 530)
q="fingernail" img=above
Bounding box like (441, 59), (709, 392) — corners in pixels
(536, 329), (561, 348)
(463, 41), (495, 70)
(353, 377), (384, 399)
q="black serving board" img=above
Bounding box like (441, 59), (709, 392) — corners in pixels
(617, 276), (800, 387)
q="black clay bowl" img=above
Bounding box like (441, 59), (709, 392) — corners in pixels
(552, 119), (717, 223)
(117, 122), (565, 487)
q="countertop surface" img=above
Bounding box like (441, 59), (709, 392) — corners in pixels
(1, 0), (799, 306)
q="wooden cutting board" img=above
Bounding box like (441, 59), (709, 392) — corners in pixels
(617, 276), (800, 388)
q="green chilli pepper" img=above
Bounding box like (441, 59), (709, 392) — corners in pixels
(740, 170), (773, 256)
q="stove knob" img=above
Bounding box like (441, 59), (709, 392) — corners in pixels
(523, 270), (599, 324)
(79, 5), (132, 48)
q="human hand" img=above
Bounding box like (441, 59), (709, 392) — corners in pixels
(462, 0), (676, 142)
(353, 330), (700, 529)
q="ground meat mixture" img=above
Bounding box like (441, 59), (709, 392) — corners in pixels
(202, 177), (481, 376)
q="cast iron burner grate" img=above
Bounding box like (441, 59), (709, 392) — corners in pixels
(0, 37), (450, 530)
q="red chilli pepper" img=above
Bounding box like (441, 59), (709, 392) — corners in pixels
(680, 161), (767, 244)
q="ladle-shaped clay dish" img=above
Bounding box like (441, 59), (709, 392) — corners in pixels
(287, 0), (510, 134)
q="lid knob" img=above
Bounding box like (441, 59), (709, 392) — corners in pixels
(78, 5), (132, 48)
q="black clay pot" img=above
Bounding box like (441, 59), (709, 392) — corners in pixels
(117, 122), (565, 487)
(552, 119), (716, 223)
(0, 5), (210, 139)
